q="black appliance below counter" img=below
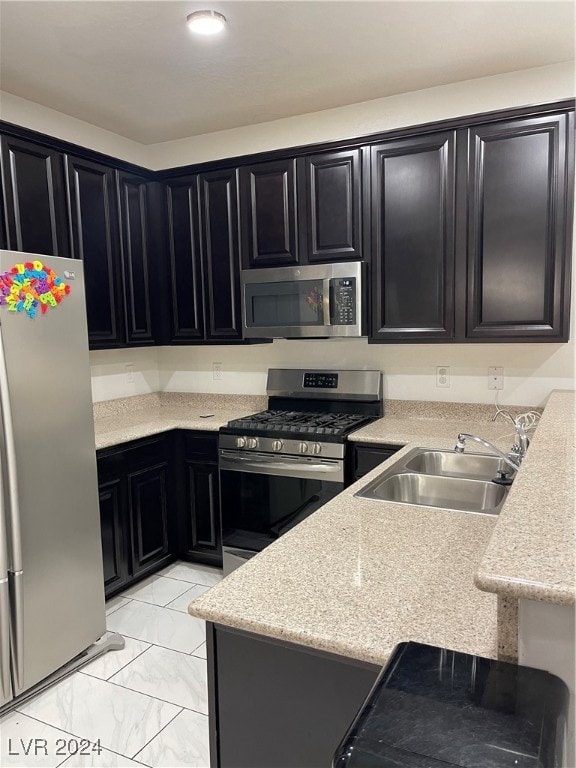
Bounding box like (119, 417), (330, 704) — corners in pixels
(333, 641), (569, 768)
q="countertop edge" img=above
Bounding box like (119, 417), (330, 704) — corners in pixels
(473, 570), (576, 607)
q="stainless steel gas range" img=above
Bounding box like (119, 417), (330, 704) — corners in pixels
(219, 369), (383, 575)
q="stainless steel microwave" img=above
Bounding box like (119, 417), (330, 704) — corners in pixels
(241, 261), (364, 339)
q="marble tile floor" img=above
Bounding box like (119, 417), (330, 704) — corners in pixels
(0, 561), (222, 768)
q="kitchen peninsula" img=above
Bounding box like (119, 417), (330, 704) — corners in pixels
(184, 389), (574, 768)
(91, 389), (574, 766)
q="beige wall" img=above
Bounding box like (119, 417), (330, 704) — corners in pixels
(145, 61), (576, 169)
(2, 62), (574, 170)
(0, 91), (149, 167)
(2, 65), (574, 407)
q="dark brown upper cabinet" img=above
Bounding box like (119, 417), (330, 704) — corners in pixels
(117, 171), (157, 345)
(163, 170), (243, 344)
(457, 113), (574, 341)
(198, 168), (243, 341)
(369, 132), (456, 342)
(65, 155), (125, 348)
(300, 148), (362, 263)
(240, 158), (299, 267)
(164, 177), (205, 343)
(1, 135), (70, 258)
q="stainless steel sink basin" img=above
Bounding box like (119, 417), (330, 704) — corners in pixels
(404, 450), (515, 481)
(357, 472), (507, 514)
(354, 446), (513, 514)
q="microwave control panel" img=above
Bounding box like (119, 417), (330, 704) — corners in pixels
(330, 277), (357, 325)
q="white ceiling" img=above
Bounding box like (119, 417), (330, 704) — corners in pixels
(0, 0), (573, 144)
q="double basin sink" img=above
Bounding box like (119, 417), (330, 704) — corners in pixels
(355, 448), (515, 515)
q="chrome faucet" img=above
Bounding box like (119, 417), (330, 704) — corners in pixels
(454, 434), (521, 472)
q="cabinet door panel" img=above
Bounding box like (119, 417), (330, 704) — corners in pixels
(1, 136), (70, 257)
(199, 169), (242, 340)
(463, 114), (572, 340)
(351, 444), (400, 481)
(98, 476), (129, 597)
(65, 156), (124, 347)
(241, 159), (298, 267)
(165, 178), (204, 342)
(117, 172), (155, 344)
(129, 462), (170, 576)
(370, 133), (455, 341)
(185, 462), (220, 556)
(303, 149), (362, 262)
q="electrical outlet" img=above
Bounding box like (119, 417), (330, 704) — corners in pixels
(436, 366), (450, 388)
(488, 366), (504, 390)
(213, 362), (223, 381)
(125, 363), (134, 384)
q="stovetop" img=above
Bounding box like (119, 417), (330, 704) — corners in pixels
(220, 369), (382, 457)
(222, 408), (374, 444)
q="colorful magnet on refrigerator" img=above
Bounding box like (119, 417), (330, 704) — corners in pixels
(0, 261), (71, 318)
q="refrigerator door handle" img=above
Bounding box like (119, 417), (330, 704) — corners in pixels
(0, 328), (23, 573)
(0, 440), (13, 702)
(0, 579), (12, 701)
(9, 571), (24, 690)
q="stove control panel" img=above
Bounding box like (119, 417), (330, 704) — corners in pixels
(303, 371), (339, 389)
(220, 434), (345, 460)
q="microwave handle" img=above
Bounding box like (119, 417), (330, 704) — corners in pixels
(323, 278), (332, 326)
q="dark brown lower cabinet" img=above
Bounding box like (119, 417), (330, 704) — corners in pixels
(208, 623), (380, 768)
(177, 431), (222, 566)
(97, 434), (175, 598)
(348, 442), (401, 484)
(97, 430), (222, 596)
(129, 462), (170, 578)
(98, 476), (128, 595)
(182, 462), (221, 564)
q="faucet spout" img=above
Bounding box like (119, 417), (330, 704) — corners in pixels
(455, 433), (521, 473)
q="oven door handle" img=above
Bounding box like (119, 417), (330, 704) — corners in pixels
(219, 452), (344, 481)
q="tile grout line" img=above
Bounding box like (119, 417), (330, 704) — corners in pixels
(105, 596), (134, 618)
(80, 641), (152, 682)
(11, 669), (207, 757)
(103, 629), (206, 657)
(97, 668), (209, 717)
(130, 706), (184, 762)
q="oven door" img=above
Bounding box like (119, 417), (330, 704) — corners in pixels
(219, 450), (344, 571)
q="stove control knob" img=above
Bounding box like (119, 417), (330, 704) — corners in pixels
(272, 440), (284, 452)
(247, 438), (258, 450)
(310, 442), (322, 455)
(298, 441), (309, 454)
(235, 436), (247, 449)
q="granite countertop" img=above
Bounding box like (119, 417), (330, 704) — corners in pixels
(93, 392), (267, 450)
(187, 402), (528, 667)
(188, 446), (517, 666)
(347, 392), (575, 607)
(475, 391), (575, 606)
(188, 390), (574, 666)
(93, 388), (574, 667)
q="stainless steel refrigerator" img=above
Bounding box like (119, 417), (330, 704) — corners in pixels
(0, 250), (109, 709)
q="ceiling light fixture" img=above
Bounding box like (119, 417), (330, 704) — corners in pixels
(187, 10), (227, 35)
